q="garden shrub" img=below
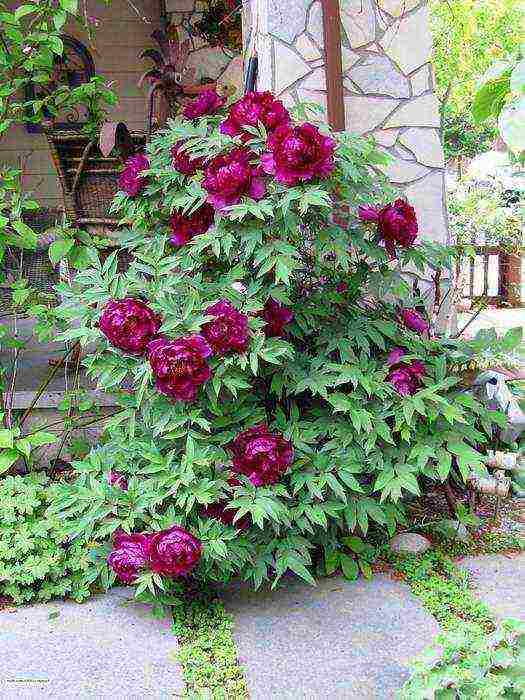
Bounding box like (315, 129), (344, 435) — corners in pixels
(399, 618), (525, 699)
(49, 90), (509, 600)
(0, 473), (94, 604)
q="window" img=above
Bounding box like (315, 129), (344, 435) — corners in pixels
(25, 36), (95, 133)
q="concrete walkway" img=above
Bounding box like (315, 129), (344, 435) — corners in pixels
(222, 575), (439, 700)
(0, 588), (184, 699)
(458, 553), (525, 621)
(2, 555), (524, 699)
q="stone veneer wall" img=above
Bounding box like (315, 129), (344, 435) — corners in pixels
(244, 0), (449, 244)
(165, 0), (244, 95)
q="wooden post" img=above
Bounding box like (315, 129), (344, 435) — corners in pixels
(321, 0), (345, 132)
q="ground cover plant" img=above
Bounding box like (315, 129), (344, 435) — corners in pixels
(46, 89), (515, 605)
(0, 473), (94, 604)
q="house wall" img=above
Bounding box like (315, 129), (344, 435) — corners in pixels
(0, 0), (161, 210)
(244, 0), (449, 245)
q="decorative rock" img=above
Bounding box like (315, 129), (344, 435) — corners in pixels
(389, 532), (432, 554)
(267, 0), (310, 43)
(295, 32), (322, 61)
(341, 0), (376, 48)
(349, 55), (411, 98)
(384, 93), (441, 128)
(344, 95), (399, 135)
(186, 46), (231, 80)
(274, 41), (310, 94)
(410, 64), (431, 96)
(373, 129), (400, 147)
(380, 6), (433, 74)
(377, 0), (420, 17)
(404, 170), (448, 244)
(398, 128), (445, 167)
(379, 157), (430, 184)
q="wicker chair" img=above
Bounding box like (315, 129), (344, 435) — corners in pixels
(46, 128), (146, 236)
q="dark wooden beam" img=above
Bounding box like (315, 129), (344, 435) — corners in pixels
(321, 0), (345, 132)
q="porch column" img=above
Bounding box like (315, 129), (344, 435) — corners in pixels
(243, 0), (449, 245)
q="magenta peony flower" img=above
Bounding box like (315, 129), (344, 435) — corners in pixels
(386, 347), (427, 396)
(118, 153), (149, 197)
(171, 140), (204, 176)
(399, 308), (429, 334)
(358, 198), (418, 256)
(387, 347), (407, 366)
(201, 299), (249, 355)
(183, 89), (225, 119)
(261, 122), (336, 186)
(148, 335), (213, 401)
(336, 282), (348, 293)
(261, 297), (294, 338)
(148, 526), (202, 577)
(108, 532), (151, 583)
(387, 366), (420, 397)
(220, 91), (290, 139)
(169, 203), (215, 247)
(108, 470), (128, 490)
(99, 298), (162, 355)
(228, 423), (294, 486)
(202, 147), (266, 210)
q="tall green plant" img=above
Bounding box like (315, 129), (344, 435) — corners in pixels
(48, 93), (512, 604)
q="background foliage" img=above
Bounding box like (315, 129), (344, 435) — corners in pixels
(429, 0), (524, 159)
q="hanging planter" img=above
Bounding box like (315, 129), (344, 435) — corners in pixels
(194, 0), (243, 54)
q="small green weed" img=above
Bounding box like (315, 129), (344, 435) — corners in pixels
(172, 594), (248, 700)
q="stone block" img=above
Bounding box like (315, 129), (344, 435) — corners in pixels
(267, 0), (311, 44)
(344, 95), (399, 134)
(341, 0), (377, 48)
(410, 64), (431, 96)
(399, 127), (445, 167)
(295, 32), (322, 61)
(349, 54), (411, 98)
(458, 554), (525, 621)
(404, 170), (448, 244)
(307, 1), (324, 46)
(379, 157), (430, 184)
(377, 0), (421, 17)
(274, 41), (310, 94)
(373, 129), (400, 147)
(384, 93), (441, 128)
(0, 588), (185, 698)
(380, 6), (433, 74)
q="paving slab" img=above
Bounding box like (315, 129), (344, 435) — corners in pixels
(0, 587), (184, 699)
(222, 574), (440, 700)
(458, 553), (525, 621)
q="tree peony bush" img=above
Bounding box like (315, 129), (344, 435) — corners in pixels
(50, 92), (508, 602)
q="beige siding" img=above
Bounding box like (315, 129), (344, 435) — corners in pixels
(0, 0), (161, 209)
